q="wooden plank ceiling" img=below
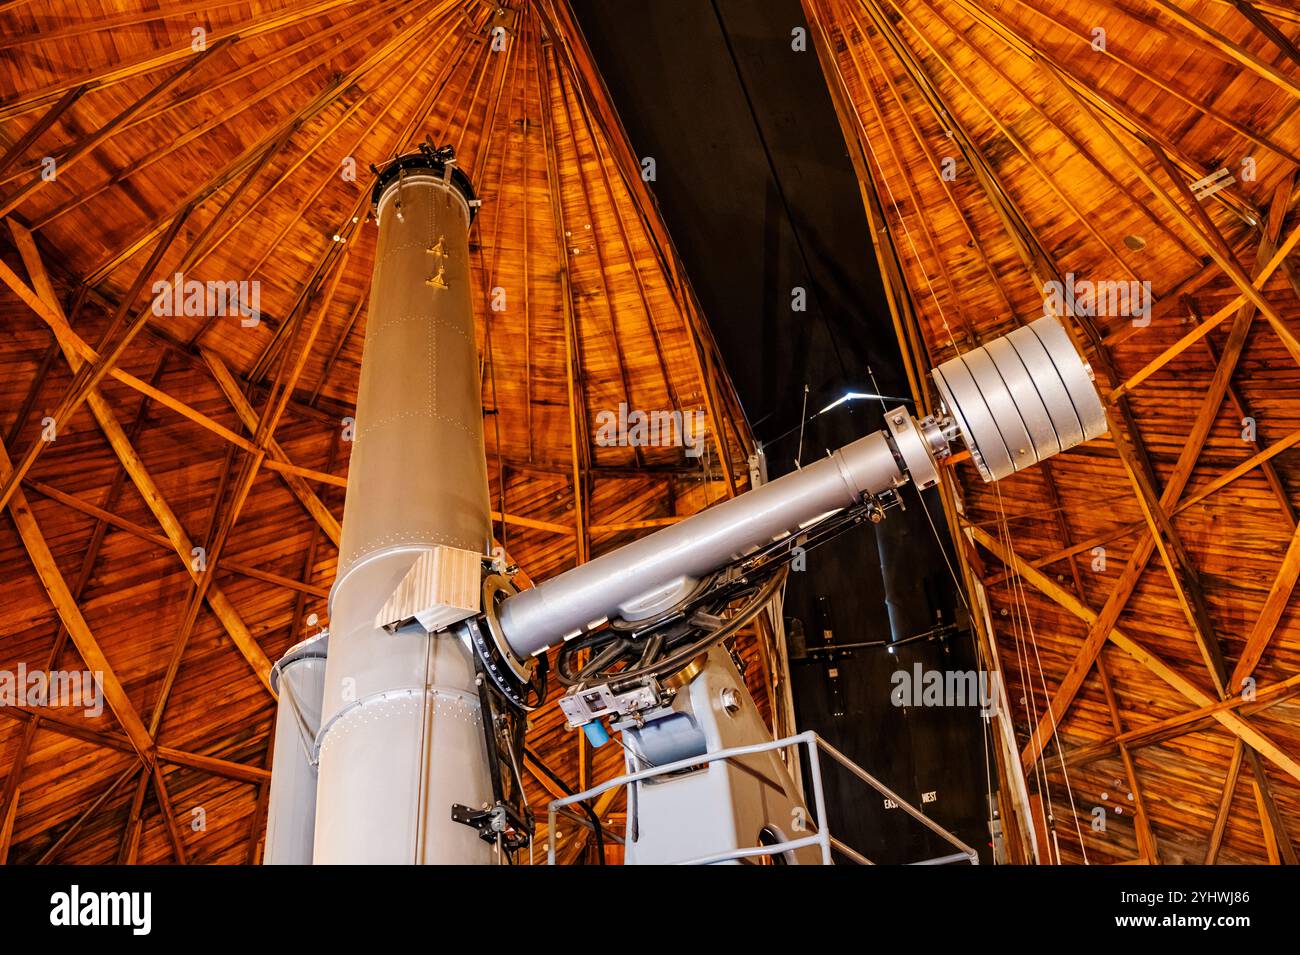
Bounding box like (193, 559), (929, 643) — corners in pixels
(0, 0), (768, 863)
(803, 0), (1300, 863)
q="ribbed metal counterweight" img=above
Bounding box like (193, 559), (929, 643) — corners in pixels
(931, 315), (1108, 482)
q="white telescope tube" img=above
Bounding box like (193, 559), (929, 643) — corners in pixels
(312, 157), (494, 864)
(262, 632), (327, 865)
(498, 430), (906, 659)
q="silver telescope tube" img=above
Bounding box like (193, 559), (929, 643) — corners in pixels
(312, 154), (494, 864)
(497, 430), (906, 658)
(495, 315), (1106, 661)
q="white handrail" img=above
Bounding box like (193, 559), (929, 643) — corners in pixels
(545, 729), (979, 866)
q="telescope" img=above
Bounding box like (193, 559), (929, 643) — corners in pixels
(262, 148), (1108, 864)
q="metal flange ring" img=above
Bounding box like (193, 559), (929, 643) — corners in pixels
(463, 574), (544, 711)
(482, 574), (530, 683)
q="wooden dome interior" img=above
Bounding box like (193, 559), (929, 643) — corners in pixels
(0, 0), (1298, 865)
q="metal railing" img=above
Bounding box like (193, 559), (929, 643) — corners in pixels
(545, 729), (980, 865)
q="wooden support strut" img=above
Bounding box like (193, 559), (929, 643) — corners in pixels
(5, 220), (275, 693)
(0, 252), (341, 487)
(969, 524), (1300, 786)
(853, 0), (1243, 782)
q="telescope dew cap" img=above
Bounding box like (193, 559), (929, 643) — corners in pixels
(931, 316), (1108, 483)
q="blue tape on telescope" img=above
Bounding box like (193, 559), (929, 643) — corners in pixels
(582, 719), (610, 748)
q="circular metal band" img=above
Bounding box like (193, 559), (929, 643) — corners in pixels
(960, 345), (1037, 474)
(932, 356), (1011, 481)
(466, 574), (544, 711)
(932, 316), (1107, 482)
(884, 406), (940, 489)
(371, 151), (478, 219)
(983, 335), (1062, 462)
(1025, 316), (1107, 441)
(1002, 324), (1085, 450)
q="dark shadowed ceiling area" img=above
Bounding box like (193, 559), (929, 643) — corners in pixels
(572, 0), (987, 862)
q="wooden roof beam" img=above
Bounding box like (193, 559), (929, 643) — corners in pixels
(108, 0), (426, 144)
(922, 2), (1202, 265)
(6, 222), (274, 693)
(243, 6), (483, 381)
(1231, 1), (1300, 69)
(1066, 670), (1300, 765)
(988, 416), (1300, 589)
(0, 85), (86, 182)
(950, 0), (1265, 222)
(26, 9), (409, 228)
(1111, 215), (1300, 398)
(244, 437), (338, 862)
(0, 0), (274, 51)
(970, 524), (1300, 785)
(22, 428), (562, 558)
(203, 350), (341, 548)
(1196, 312), (1298, 531)
(159, 242), (352, 713)
(885, 0), (1143, 285)
(0, 0), (355, 122)
(4, 349), (171, 856)
(1205, 740), (1244, 863)
(0, 39), (231, 219)
(1147, 0), (1300, 98)
(0, 707), (270, 785)
(541, 0), (750, 487)
(36, 764), (142, 865)
(996, 0), (1299, 179)
(1097, 659), (1160, 863)
(117, 774), (148, 865)
(308, 295), (366, 407)
(1210, 0), (1300, 25)
(1013, 32), (1300, 369)
(1232, 520), (1300, 688)
(0, 786), (18, 864)
(23, 478), (328, 598)
(0, 209), (193, 516)
(1115, 172), (1297, 695)
(1015, 348), (1234, 764)
(150, 764), (189, 864)
(837, 6), (990, 348)
(538, 31), (590, 566)
(1147, 141), (1300, 356)
(81, 78), (342, 288)
(842, 0), (1014, 335)
(186, 0), (461, 310)
(884, 21), (1300, 765)
(0, 247), (346, 487)
(466, 21), (520, 552)
(1246, 747), (1298, 864)
(556, 786), (622, 866)
(143, 441), (241, 827)
(1030, 433), (1161, 863)
(548, 45), (645, 471)
(856, 0), (1242, 762)
(0, 438), (154, 759)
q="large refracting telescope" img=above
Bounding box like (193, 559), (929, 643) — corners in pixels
(263, 148), (1108, 865)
